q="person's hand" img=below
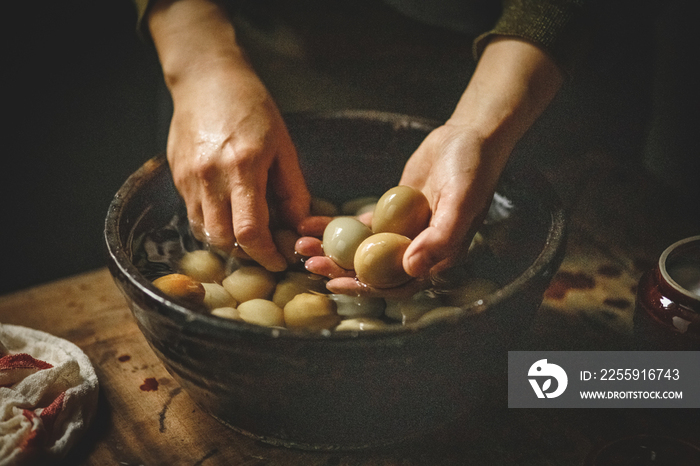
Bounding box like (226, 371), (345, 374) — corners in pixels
(293, 125), (501, 298)
(401, 36), (565, 278)
(294, 37), (564, 293)
(399, 122), (504, 278)
(167, 65), (309, 271)
(148, 0), (310, 271)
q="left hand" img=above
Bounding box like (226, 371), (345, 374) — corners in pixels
(294, 122), (506, 297)
(398, 122), (505, 279)
(295, 37), (564, 296)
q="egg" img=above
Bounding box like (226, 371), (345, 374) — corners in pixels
(272, 271), (328, 308)
(341, 196), (379, 216)
(310, 197), (338, 216)
(384, 290), (435, 323)
(283, 293), (341, 331)
(202, 282), (238, 310)
(417, 306), (463, 325)
(237, 299), (285, 327)
(178, 250), (226, 283)
(152, 273), (205, 305)
(353, 232), (412, 288)
(222, 266), (277, 303)
(372, 186), (430, 239)
(211, 306), (241, 321)
(322, 217), (373, 270)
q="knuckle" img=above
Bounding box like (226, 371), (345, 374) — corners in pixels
(234, 220), (262, 247)
(229, 144), (266, 173)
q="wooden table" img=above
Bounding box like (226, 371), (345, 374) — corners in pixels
(2, 151), (699, 465)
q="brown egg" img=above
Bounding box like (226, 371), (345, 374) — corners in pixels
(372, 186), (430, 239)
(354, 233), (412, 288)
(152, 273), (205, 305)
(322, 217), (373, 270)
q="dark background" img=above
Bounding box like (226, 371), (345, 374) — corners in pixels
(2, 0), (697, 295)
(4, 1), (164, 293)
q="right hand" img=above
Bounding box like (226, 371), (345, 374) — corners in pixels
(166, 63), (309, 271)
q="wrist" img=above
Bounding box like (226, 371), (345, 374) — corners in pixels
(448, 36), (563, 153)
(148, 0), (250, 91)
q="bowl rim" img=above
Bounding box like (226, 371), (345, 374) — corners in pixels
(104, 110), (567, 341)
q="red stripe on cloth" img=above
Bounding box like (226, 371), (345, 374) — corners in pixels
(0, 353), (53, 371)
(20, 409), (41, 452)
(40, 391), (66, 433)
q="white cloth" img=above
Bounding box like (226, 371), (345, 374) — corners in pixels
(0, 324), (98, 466)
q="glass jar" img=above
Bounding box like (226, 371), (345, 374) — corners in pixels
(634, 235), (700, 350)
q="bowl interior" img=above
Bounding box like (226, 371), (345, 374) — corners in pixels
(106, 110), (565, 337)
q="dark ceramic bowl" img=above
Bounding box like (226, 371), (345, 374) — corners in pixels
(104, 111), (566, 450)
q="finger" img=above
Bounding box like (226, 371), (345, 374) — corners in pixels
(357, 211), (373, 228)
(297, 216), (333, 237)
(403, 190), (490, 277)
(403, 226), (453, 278)
(269, 139), (311, 228)
(200, 193), (236, 252)
(172, 166), (207, 243)
(403, 192), (470, 278)
(304, 256), (355, 279)
(295, 236), (324, 257)
(185, 203), (206, 243)
(231, 181), (287, 272)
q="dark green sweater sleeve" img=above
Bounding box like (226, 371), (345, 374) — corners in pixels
(131, 0), (241, 42)
(133, 0), (592, 76)
(473, 0), (591, 77)
(132, 0), (152, 40)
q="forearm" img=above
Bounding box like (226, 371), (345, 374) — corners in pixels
(450, 36), (564, 161)
(147, 0), (251, 92)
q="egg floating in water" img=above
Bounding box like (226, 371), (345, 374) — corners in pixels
(284, 293), (341, 331)
(178, 250), (226, 284)
(202, 282), (238, 309)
